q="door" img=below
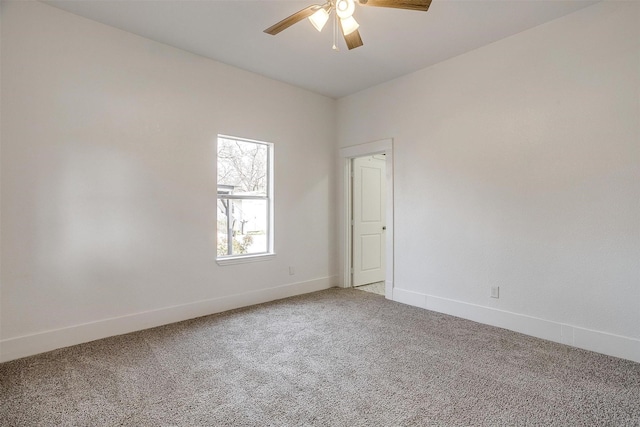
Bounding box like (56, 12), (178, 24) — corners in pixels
(352, 155), (386, 286)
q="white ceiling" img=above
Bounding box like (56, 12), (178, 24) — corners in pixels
(44, 0), (598, 98)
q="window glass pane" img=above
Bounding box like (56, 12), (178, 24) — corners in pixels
(217, 137), (268, 197)
(217, 198), (231, 257)
(217, 198), (268, 256)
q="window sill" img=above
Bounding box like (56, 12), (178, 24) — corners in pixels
(216, 253), (276, 266)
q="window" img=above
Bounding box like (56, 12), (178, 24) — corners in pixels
(216, 135), (274, 261)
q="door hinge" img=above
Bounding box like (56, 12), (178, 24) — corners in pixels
(350, 268), (354, 274)
(351, 219), (354, 226)
(351, 170), (354, 178)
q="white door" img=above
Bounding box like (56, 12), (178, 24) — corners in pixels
(353, 155), (386, 286)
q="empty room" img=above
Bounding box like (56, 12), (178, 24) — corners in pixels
(1, 0), (638, 425)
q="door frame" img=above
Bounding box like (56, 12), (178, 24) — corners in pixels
(339, 139), (394, 300)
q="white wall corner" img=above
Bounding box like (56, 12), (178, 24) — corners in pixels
(329, 275), (341, 287)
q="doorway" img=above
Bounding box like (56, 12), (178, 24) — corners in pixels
(339, 139), (394, 300)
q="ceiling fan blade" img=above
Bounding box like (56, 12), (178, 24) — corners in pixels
(357, 0), (432, 12)
(342, 28), (364, 50)
(264, 5), (322, 35)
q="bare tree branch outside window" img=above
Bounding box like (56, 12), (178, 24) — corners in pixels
(217, 139), (267, 194)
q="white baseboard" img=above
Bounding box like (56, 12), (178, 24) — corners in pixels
(0, 276), (336, 363)
(392, 287), (640, 363)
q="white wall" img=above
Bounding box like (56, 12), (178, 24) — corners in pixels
(337, 1), (639, 362)
(0, 1), (337, 362)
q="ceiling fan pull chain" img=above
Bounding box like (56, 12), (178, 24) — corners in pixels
(332, 7), (339, 51)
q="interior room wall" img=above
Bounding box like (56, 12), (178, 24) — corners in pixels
(0, 1), (337, 362)
(337, 1), (639, 362)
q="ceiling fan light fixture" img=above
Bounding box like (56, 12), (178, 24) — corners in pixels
(340, 15), (359, 35)
(264, 0), (431, 51)
(308, 7), (330, 32)
(335, 0), (355, 19)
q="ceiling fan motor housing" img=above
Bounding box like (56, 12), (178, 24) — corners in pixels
(336, 0), (356, 19)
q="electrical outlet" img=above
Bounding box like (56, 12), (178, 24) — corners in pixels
(491, 286), (500, 299)
(289, 266), (295, 275)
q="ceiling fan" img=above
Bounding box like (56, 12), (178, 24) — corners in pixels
(264, 0), (432, 51)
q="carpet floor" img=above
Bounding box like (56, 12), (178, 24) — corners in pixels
(1, 288), (639, 426)
(354, 282), (385, 296)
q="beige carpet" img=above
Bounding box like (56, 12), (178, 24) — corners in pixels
(1, 288), (639, 426)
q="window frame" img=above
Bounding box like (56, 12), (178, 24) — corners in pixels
(215, 135), (275, 265)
